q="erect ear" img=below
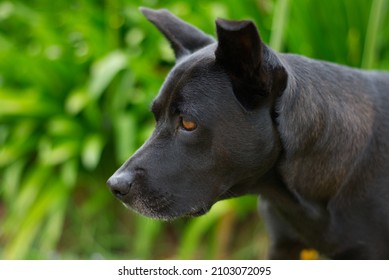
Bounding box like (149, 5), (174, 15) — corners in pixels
(140, 7), (215, 60)
(215, 19), (287, 110)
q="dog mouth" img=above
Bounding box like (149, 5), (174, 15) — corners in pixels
(122, 193), (212, 220)
(183, 205), (212, 218)
(185, 206), (210, 217)
(139, 201), (211, 220)
(123, 203), (210, 221)
(110, 178), (215, 220)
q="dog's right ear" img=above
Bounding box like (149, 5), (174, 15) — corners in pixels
(215, 19), (287, 110)
(140, 7), (215, 60)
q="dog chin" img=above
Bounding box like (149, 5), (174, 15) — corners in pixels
(122, 201), (211, 221)
(186, 207), (209, 217)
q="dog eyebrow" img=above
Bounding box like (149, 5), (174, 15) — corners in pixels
(150, 98), (182, 120)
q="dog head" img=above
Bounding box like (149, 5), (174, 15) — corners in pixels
(107, 8), (287, 220)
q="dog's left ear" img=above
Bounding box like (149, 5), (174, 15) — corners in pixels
(140, 7), (214, 60)
(215, 19), (287, 110)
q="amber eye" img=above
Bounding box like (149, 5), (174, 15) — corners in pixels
(180, 117), (197, 131)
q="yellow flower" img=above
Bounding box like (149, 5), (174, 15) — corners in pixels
(300, 249), (320, 260)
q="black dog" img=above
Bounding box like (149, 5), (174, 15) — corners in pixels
(107, 8), (389, 259)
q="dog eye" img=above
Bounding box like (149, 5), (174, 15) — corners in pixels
(179, 116), (197, 131)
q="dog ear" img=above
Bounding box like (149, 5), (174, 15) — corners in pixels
(215, 19), (287, 110)
(140, 7), (215, 60)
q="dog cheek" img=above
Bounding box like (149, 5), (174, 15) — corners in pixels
(216, 121), (279, 176)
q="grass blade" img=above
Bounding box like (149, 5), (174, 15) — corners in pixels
(269, 0), (290, 51)
(361, 0), (388, 69)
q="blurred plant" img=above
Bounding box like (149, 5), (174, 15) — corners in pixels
(0, 0), (388, 260)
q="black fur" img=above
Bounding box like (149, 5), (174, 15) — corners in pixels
(107, 8), (389, 259)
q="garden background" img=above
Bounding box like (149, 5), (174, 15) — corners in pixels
(0, 0), (388, 259)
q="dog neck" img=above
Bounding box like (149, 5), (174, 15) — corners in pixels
(274, 54), (375, 201)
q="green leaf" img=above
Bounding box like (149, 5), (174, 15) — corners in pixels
(132, 217), (162, 259)
(3, 179), (67, 259)
(2, 164), (49, 237)
(65, 88), (90, 115)
(269, 0), (290, 51)
(82, 134), (104, 170)
(178, 200), (234, 259)
(113, 112), (136, 163)
(0, 89), (58, 117)
(38, 137), (79, 165)
(361, 0), (387, 69)
(60, 159), (78, 188)
(88, 51), (128, 100)
(1, 159), (25, 201)
(46, 116), (82, 137)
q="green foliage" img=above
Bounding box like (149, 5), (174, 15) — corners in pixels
(0, 0), (388, 259)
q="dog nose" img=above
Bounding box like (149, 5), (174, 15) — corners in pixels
(107, 173), (133, 199)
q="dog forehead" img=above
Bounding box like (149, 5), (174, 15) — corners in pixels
(155, 44), (226, 107)
(169, 44), (218, 85)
